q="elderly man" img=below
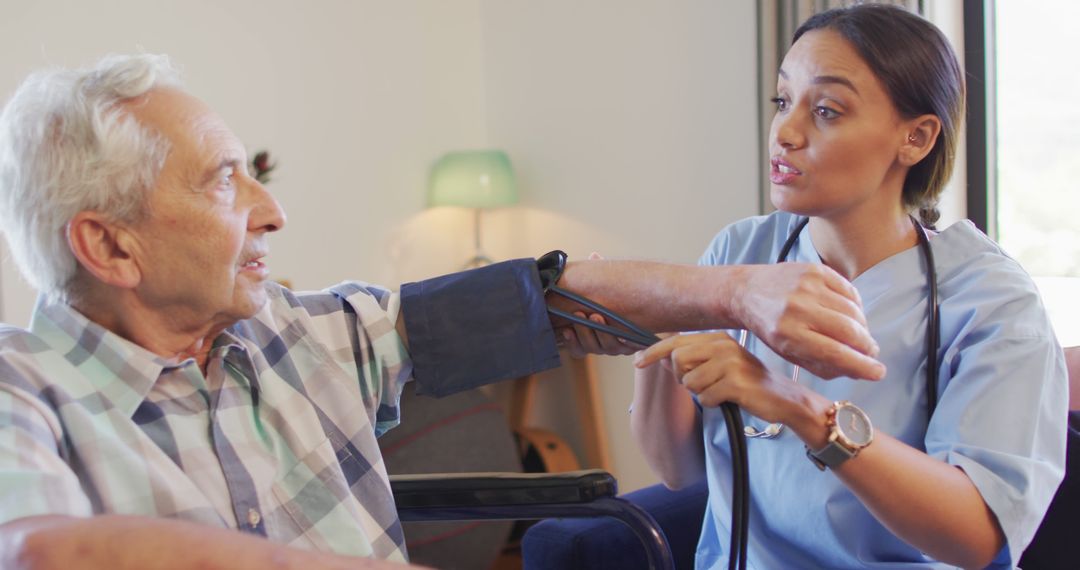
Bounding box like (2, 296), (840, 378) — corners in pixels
(0, 55), (882, 569)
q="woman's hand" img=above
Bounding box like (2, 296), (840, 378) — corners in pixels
(634, 332), (798, 425)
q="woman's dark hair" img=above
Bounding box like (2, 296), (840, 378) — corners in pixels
(793, 4), (965, 228)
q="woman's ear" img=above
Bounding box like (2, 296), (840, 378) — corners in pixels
(899, 114), (943, 166)
(67, 211), (142, 290)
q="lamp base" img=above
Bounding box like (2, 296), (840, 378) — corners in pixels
(463, 254), (493, 270)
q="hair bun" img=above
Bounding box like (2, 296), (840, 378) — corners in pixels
(918, 205), (941, 230)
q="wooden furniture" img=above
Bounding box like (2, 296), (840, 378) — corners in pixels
(509, 354), (612, 472)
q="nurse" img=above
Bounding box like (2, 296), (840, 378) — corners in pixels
(629, 4), (1067, 569)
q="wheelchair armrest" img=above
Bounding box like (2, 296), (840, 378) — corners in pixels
(391, 469), (674, 569)
(390, 468), (616, 510)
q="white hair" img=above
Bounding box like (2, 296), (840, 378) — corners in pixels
(0, 53), (181, 303)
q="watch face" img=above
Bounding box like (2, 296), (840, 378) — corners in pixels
(835, 405), (873, 446)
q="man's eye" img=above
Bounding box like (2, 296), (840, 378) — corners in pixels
(770, 96), (789, 111)
(220, 169), (235, 187)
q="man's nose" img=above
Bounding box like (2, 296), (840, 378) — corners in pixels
(248, 180), (287, 233)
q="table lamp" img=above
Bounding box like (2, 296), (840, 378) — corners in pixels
(428, 149), (518, 268)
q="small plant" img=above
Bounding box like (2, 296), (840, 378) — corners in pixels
(251, 150), (277, 184)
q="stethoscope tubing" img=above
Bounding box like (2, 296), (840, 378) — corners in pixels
(777, 216), (940, 418)
(545, 285), (749, 570)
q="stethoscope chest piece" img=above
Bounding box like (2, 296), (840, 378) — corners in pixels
(736, 329), (802, 439)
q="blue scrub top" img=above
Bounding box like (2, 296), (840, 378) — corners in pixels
(695, 212), (1067, 569)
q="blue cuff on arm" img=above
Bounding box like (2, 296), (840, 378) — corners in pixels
(400, 258), (562, 397)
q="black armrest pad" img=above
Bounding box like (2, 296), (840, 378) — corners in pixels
(391, 469), (617, 509)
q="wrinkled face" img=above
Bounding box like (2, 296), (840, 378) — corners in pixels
(768, 29), (908, 219)
(125, 87), (286, 327)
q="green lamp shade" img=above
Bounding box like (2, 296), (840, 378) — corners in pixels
(427, 150), (518, 208)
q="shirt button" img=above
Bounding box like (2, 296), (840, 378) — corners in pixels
(247, 508), (262, 527)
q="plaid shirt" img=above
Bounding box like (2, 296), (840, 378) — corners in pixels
(0, 260), (560, 561)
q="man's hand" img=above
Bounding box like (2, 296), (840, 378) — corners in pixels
(2, 514), (429, 570)
(557, 312), (642, 358)
(732, 263), (885, 380)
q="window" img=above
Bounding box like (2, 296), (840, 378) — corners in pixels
(968, 0), (1080, 345)
(995, 2), (1080, 277)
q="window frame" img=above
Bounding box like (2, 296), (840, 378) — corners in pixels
(962, 0), (997, 237)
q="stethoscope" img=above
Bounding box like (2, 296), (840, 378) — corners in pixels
(744, 215), (941, 439)
(536, 214), (940, 570)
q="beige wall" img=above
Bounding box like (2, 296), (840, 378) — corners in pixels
(0, 0), (759, 492)
(478, 1), (759, 491)
(0, 0), (491, 324)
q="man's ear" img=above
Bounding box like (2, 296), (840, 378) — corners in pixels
(67, 211), (142, 290)
(899, 114), (943, 167)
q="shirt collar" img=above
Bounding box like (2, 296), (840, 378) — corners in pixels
(30, 299), (183, 418)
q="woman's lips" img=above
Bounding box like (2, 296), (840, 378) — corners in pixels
(770, 157), (802, 185)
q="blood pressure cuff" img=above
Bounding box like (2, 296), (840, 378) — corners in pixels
(401, 258), (562, 397)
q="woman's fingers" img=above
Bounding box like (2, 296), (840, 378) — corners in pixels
(637, 331), (797, 421)
(635, 332), (734, 369)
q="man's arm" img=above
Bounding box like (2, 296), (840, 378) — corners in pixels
(551, 259), (884, 380)
(394, 256), (884, 397)
(1, 514), (423, 570)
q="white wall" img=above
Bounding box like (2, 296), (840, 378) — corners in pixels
(0, 0), (760, 493)
(0, 0), (490, 325)
(478, 1), (759, 491)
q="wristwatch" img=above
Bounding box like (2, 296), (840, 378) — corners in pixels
(806, 400), (873, 471)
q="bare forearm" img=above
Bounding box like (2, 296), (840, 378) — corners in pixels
(2, 515), (414, 570)
(557, 260), (741, 333)
(785, 398), (1004, 568)
(638, 332), (1003, 567)
(631, 362), (706, 489)
(838, 436), (1003, 568)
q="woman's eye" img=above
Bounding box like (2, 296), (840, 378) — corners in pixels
(770, 97), (789, 111)
(814, 106), (840, 120)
